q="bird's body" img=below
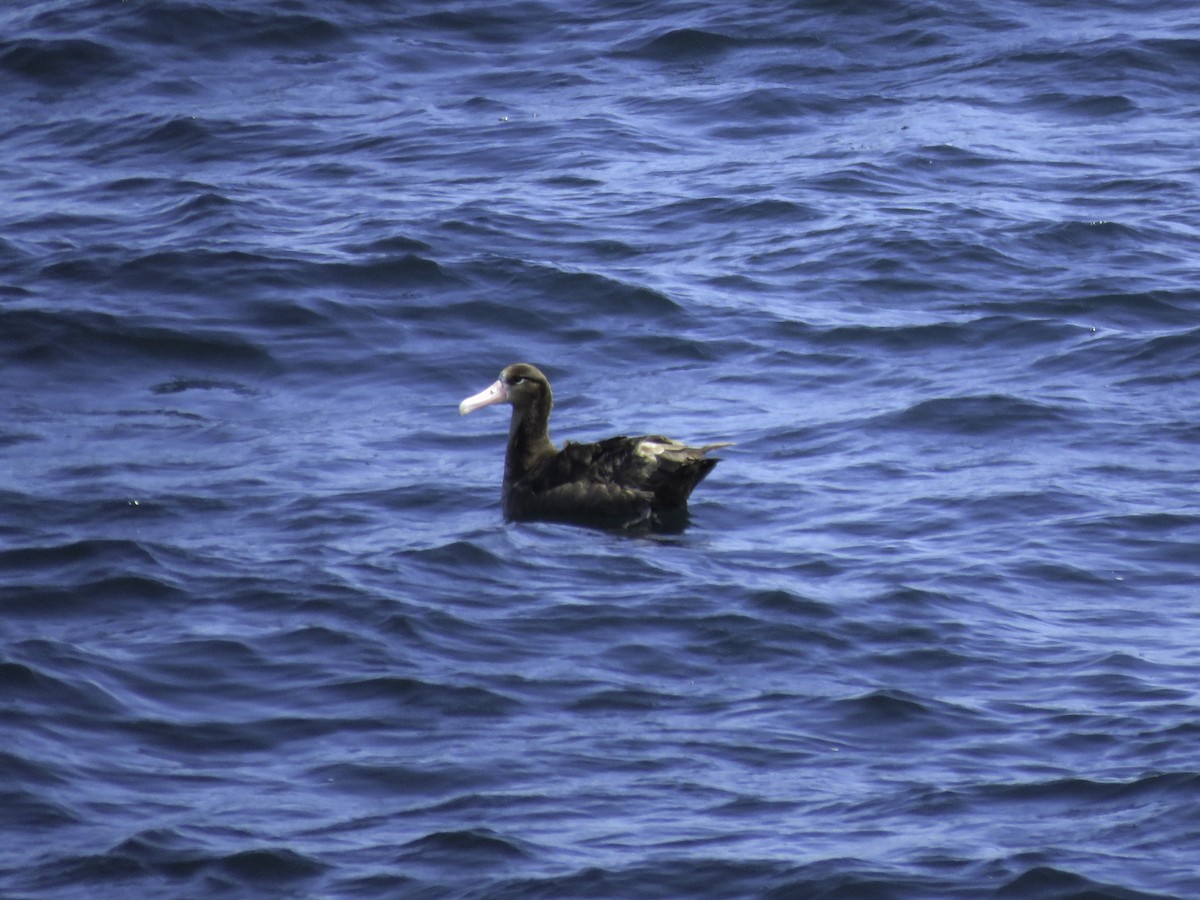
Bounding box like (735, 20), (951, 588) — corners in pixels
(459, 364), (727, 526)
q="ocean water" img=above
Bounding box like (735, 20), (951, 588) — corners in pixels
(3, 0), (1200, 897)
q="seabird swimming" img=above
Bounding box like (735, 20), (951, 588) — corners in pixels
(459, 363), (728, 526)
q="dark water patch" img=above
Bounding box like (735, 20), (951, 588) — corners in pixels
(95, 174), (220, 200)
(866, 234), (1027, 284)
(0, 655), (123, 717)
(872, 645), (975, 675)
(1073, 670), (1192, 704)
(4, 574), (185, 617)
(0, 428), (38, 448)
(404, 538), (505, 569)
(1063, 512), (1200, 572)
(1144, 37), (1200, 67)
(334, 871), (424, 896)
(568, 238), (643, 261)
(1, 790), (80, 831)
(0, 493), (213, 555)
(1019, 289), (1198, 331)
(901, 143), (1012, 170)
(709, 794), (801, 817)
(102, 829), (222, 881)
(0, 748), (71, 788)
(0, 38), (130, 88)
(118, 715), (365, 757)
(619, 28), (743, 63)
(964, 488), (1098, 528)
(44, 842), (328, 896)
(1119, 369), (1200, 389)
(1037, 325), (1200, 383)
(710, 195), (821, 224)
(128, 116), (234, 160)
(8, 209), (118, 237)
(1119, 326), (1200, 372)
(311, 761), (492, 798)
(318, 253), (458, 291)
(240, 296), (344, 336)
(214, 847), (328, 884)
(112, 5), (346, 55)
(1012, 559), (1121, 595)
(697, 91), (836, 139)
(36, 255), (111, 284)
(1027, 92), (1138, 117)
(540, 174), (605, 190)
(569, 685), (674, 712)
(811, 161), (913, 198)
(687, 611), (841, 665)
(707, 272), (773, 294)
(1042, 30), (1200, 83)
(487, 856), (933, 900)
(400, 828), (531, 863)
(143, 74), (206, 97)
(842, 608), (953, 657)
(995, 865), (1170, 900)
(1039, 718), (1129, 758)
(151, 377), (255, 396)
(342, 234), (434, 257)
(0, 235), (32, 269)
(164, 189), (240, 222)
(744, 587), (839, 621)
(134, 636), (274, 690)
(875, 584), (973, 615)
(829, 688), (981, 743)
(598, 332), (734, 366)
(92, 114), (320, 167)
(0, 537), (162, 581)
(253, 624), (365, 658)
(813, 315), (1077, 355)
(1070, 511), (1200, 542)
(406, 6), (557, 46)
(642, 194), (819, 230)
(1, 308), (276, 373)
(319, 675), (519, 717)
(15, 851), (145, 896)
(464, 257), (683, 320)
(1084, 174), (1191, 198)
(879, 393), (1069, 436)
(1028, 219), (1145, 251)
(1084, 651), (1182, 675)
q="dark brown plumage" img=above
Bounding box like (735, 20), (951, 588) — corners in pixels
(459, 363), (728, 526)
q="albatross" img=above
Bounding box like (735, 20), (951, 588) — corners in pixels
(459, 363), (729, 526)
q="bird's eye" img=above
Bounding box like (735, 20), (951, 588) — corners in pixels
(510, 376), (526, 385)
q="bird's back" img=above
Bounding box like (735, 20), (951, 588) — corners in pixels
(504, 435), (725, 522)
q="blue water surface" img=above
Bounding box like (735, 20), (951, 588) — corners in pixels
(2, 1), (1200, 897)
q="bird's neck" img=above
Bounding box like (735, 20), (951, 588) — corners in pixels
(505, 400), (556, 480)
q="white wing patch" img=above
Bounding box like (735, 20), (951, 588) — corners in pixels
(635, 438), (733, 462)
(635, 438), (681, 460)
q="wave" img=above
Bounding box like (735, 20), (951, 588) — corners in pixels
(460, 257), (684, 319)
(0, 37), (129, 88)
(400, 828), (532, 861)
(1035, 324), (1200, 382)
(878, 393), (1071, 436)
(617, 27), (744, 62)
(994, 865), (1174, 899)
(112, 5), (345, 54)
(983, 771), (1200, 808)
(0, 308), (276, 373)
(20, 834), (327, 896)
(1027, 91), (1138, 117)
